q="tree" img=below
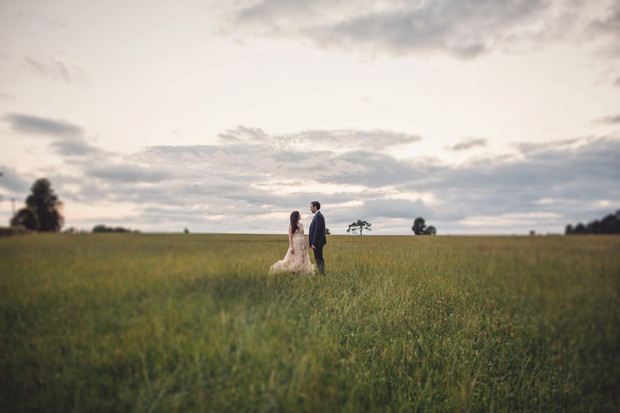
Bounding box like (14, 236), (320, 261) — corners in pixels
(10, 207), (38, 230)
(325, 228), (331, 235)
(587, 220), (601, 234)
(92, 224), (132, 233)
(412, 217), (437, 235)
(412, 217), (426, 235)
(566, 210), (620, 235)
(347, 220), (372, 235)
(11, 178), (63, 232)
(573, 223), (587, 234)
(601, 211), (620, 234)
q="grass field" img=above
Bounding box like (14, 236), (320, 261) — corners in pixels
(1, 233), (619, 411)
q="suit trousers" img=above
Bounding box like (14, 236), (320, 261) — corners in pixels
(313, 244), (325, 274)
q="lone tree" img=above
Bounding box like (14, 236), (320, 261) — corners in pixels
(347, 220), (372, 235)
(11, 178), (64, 232)
(411, 217), (437, 235)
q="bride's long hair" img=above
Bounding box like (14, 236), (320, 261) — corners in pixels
(290, 211), (300, 233)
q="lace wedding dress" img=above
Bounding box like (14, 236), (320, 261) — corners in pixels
(270, 222), (315, 275)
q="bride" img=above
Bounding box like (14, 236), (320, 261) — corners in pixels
(269, 211), (315, 275)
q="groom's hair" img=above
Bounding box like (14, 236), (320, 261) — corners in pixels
(311, 201), (321, 210)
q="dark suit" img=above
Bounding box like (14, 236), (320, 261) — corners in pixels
(309, 211), (326, 274)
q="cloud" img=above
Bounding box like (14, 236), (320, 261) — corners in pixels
(586, 3), (620, 37)
(3, 113), (83, 137)
(227, 0), (574, 58)
(450, 138), (487, 151)
(311, 1), (548, 58)
(0, 92), (15, 101)
(515, 137), (581, 154)
(86, 164), (173, 183)
(23, 57), (81, 82)
(3, 113), (109, 159)
(401, 137), (620, 224)
(13, 123), (616, 234)
(49, 138), (105, 157)
(594, 114), (620, 125)
(217, 126), (421, 152)
(148, 131), (611, 233)
(360, 198), (432, 219)
(133, 127), (421, 191)
(225, 1), (620, 60)
(585, 1), (620, 56)
(0, 165), (32, 193)
(324, 150), (436, 188)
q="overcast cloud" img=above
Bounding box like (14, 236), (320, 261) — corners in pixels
(2, 122), (617, 234)
(4, 113), (84, 137)
(594, 114), (620, 125)
(450, 138), (488, 151)
(228, 0), (607, 58)
(49, 138), (105, 157)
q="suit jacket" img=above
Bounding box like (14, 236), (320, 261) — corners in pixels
(309, 211), (327, 247)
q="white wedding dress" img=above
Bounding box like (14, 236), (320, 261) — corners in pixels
(270, 222), (315, 275)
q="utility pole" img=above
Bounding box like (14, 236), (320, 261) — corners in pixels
(0, 172), (17, 217)
(0, 172), (4, 215)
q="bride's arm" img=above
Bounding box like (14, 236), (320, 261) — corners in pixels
(288, 224), (294, 253)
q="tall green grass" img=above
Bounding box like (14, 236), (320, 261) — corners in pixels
(1, 234), (618, 411)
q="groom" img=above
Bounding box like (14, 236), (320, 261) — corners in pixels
(309, 201), (326, 274)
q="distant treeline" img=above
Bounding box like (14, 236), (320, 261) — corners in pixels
(565, 210), (620, 235)
(92, 225), (139, 233)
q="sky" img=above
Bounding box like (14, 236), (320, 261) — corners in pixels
(0, 0), (619, 235)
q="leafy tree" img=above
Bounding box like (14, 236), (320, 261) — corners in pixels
(10, 207), (38, 230)
(566, 210), (620, 235)
(412, 217), (437, 235)
(412, 217), (426, 235)
(92, 224), (132, 233)
(586, 220), (601, 234)
(573, 223), (587, 234)
(347, 220), (372, 235)
(601, 211), (620, 234)
(325, 228), (331, 235)
(11, 178), (63, 232)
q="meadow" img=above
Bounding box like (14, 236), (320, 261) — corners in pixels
(1, 233), (618, 412)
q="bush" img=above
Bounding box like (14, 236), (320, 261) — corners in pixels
(0, 226), (34, 237)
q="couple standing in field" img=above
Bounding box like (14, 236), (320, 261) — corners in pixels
(269, 201), (326, 275)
